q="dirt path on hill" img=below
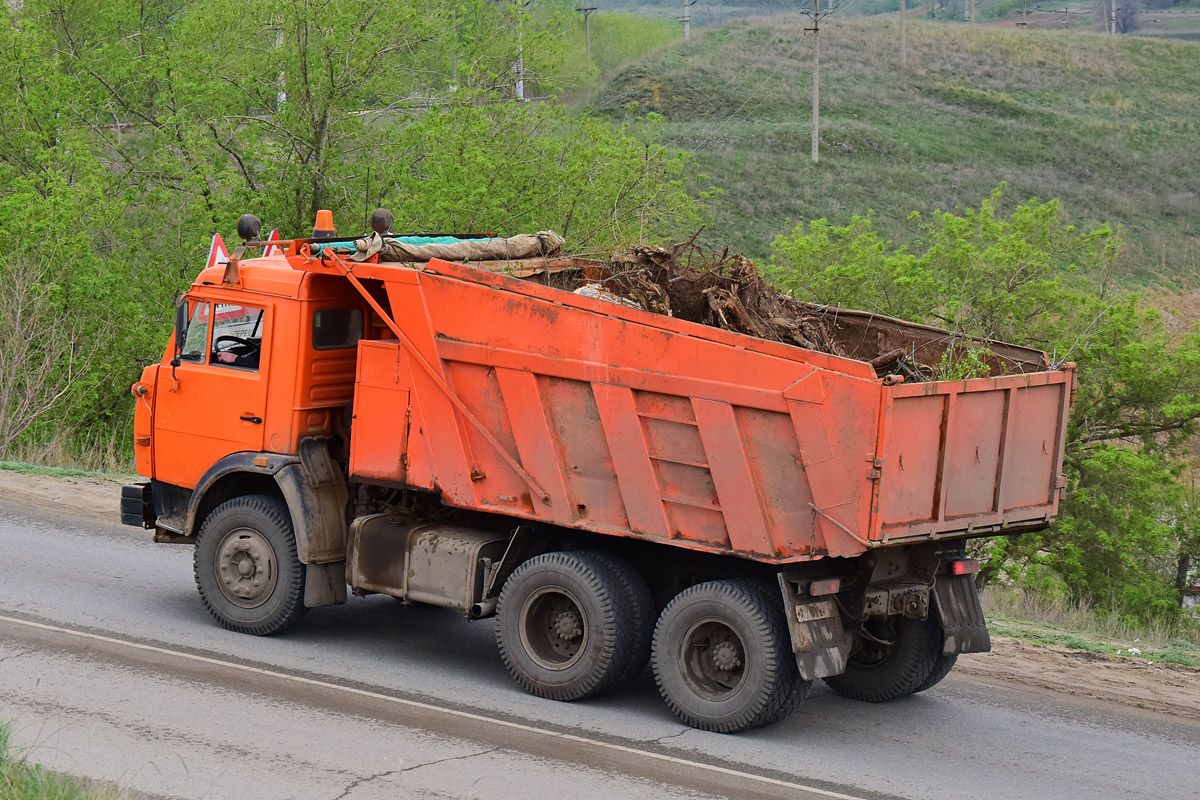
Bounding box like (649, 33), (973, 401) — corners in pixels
(3, 466), (1198, 724)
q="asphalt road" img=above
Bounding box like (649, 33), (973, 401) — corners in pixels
(1, 496), (1197, 800)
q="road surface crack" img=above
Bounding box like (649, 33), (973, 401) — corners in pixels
(0, 649), (34, 665)
(331, 747), (497, 798)
(654, 728), (690, 744)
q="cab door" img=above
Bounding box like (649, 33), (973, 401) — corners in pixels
(153, 298), (272, 489)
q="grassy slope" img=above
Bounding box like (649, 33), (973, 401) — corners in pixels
(587, 18), (1200, 281)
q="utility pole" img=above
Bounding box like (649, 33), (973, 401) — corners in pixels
(577, 7), (597, 73)
(900, 0), (907, 68)
(1110, 0), (1118, 33)
(683, 0), (694, 40)
(807, 0), (822, 164)
(516, 42), (525, 100)
(275, 15), (286, 109)
(969, 0), (976, 22)
(515, 0), (533, 102)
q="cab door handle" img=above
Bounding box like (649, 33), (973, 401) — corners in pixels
(240, 415), (263, 424)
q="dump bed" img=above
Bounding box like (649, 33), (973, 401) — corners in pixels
(322, 255), (1071, 564)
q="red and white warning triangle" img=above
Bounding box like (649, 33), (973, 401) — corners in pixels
(205, 233), (230, 271)
(263, 228), (282, 257)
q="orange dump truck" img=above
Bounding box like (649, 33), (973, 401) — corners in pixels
(122, 214), (1074, 732)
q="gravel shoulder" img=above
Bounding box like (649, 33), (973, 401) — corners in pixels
(4, 466), (1199, 725)
(0, 467), (130, 525)
(956, 638), (1200, 721)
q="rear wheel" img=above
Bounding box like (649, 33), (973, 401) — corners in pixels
(583, 551), (655, 688)
(912, 623), (958, 694)
(194, 495), (306, 636)
(652, 579), (809, 733)
(496, 550), (646, 701)
(823, 615), (940, 702)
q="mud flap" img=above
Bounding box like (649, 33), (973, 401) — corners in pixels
(933, 574), (990, 655)
(303, 562), (348, 607)
(276, 438), (350, 565)
(777, 575), (852, 680)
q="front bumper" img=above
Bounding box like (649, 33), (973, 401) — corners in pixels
(120, 482), (155, 529)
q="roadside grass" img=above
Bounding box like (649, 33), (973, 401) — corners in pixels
(2, 429), (135, 477)
(584, 16), (1200, 279)
(0, 722), (129, 800)
(0, 461), (134, 483)
(982, 586), (1200, 668)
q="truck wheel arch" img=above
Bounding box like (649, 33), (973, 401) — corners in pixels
(187, 457), (288, 541)
(186, 443), (348, 566)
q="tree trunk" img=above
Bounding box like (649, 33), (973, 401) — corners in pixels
(1177, 553), (1192, 607)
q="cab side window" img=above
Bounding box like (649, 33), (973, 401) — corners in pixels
(313, 308), (363, 350)
(211, 303), (265, 371)
(179, 302), (211, 363)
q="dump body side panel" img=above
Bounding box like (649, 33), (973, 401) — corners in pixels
(347, 261), (888, 561)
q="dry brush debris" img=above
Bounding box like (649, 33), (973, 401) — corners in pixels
(572, 238), (1048, 381)
(590, 239), (942, 379)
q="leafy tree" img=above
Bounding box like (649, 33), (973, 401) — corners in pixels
(0, 0), (702, 461)
(382, 107), (698, 251)
(769, 187), (1200, 623)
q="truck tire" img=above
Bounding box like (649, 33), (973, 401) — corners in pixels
(911, 623), (958, 694)
(583, 551), (656, 688)
(194, 495), (306, 636)
(912, 652), (958, 694)
(823, 615), (940, 702)
(496, 550), (644, 701)
(652, 579), (809, 733)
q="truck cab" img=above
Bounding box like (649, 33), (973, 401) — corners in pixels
(133, 258), (372, 481)
(125, 249), (371, 598)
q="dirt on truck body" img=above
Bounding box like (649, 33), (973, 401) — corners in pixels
(121, 211), (1073, 732)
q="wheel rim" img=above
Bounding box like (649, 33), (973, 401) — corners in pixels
(848, 617), (898, 669)
(518, 586), (589, 671)
(679, 617), (748, 701)
(214, 527), (278, 609)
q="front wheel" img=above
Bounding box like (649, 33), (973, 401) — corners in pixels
(194, 494), (306, 636)
(652, 579), (810, 733)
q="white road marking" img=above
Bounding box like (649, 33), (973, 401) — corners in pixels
(0, 613), (867, 800)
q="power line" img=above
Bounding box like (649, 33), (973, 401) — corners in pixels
(684, 34), (807, 156)
(679, 4), (853, 161)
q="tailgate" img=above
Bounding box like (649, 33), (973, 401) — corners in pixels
(871, 368), (1073, 541)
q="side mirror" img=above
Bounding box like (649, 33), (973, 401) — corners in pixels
(172, 302), (188, 367)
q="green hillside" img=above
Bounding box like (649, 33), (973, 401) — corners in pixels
(589, 17), (1200, 280)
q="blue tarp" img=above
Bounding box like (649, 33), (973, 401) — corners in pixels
(309, 235), (491, 254)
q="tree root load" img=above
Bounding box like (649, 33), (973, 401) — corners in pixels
(587, 240), (940, 380)
(602, 242), (847, 356)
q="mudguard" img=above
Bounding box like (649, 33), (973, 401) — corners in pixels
(933, 574), (991, 655)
